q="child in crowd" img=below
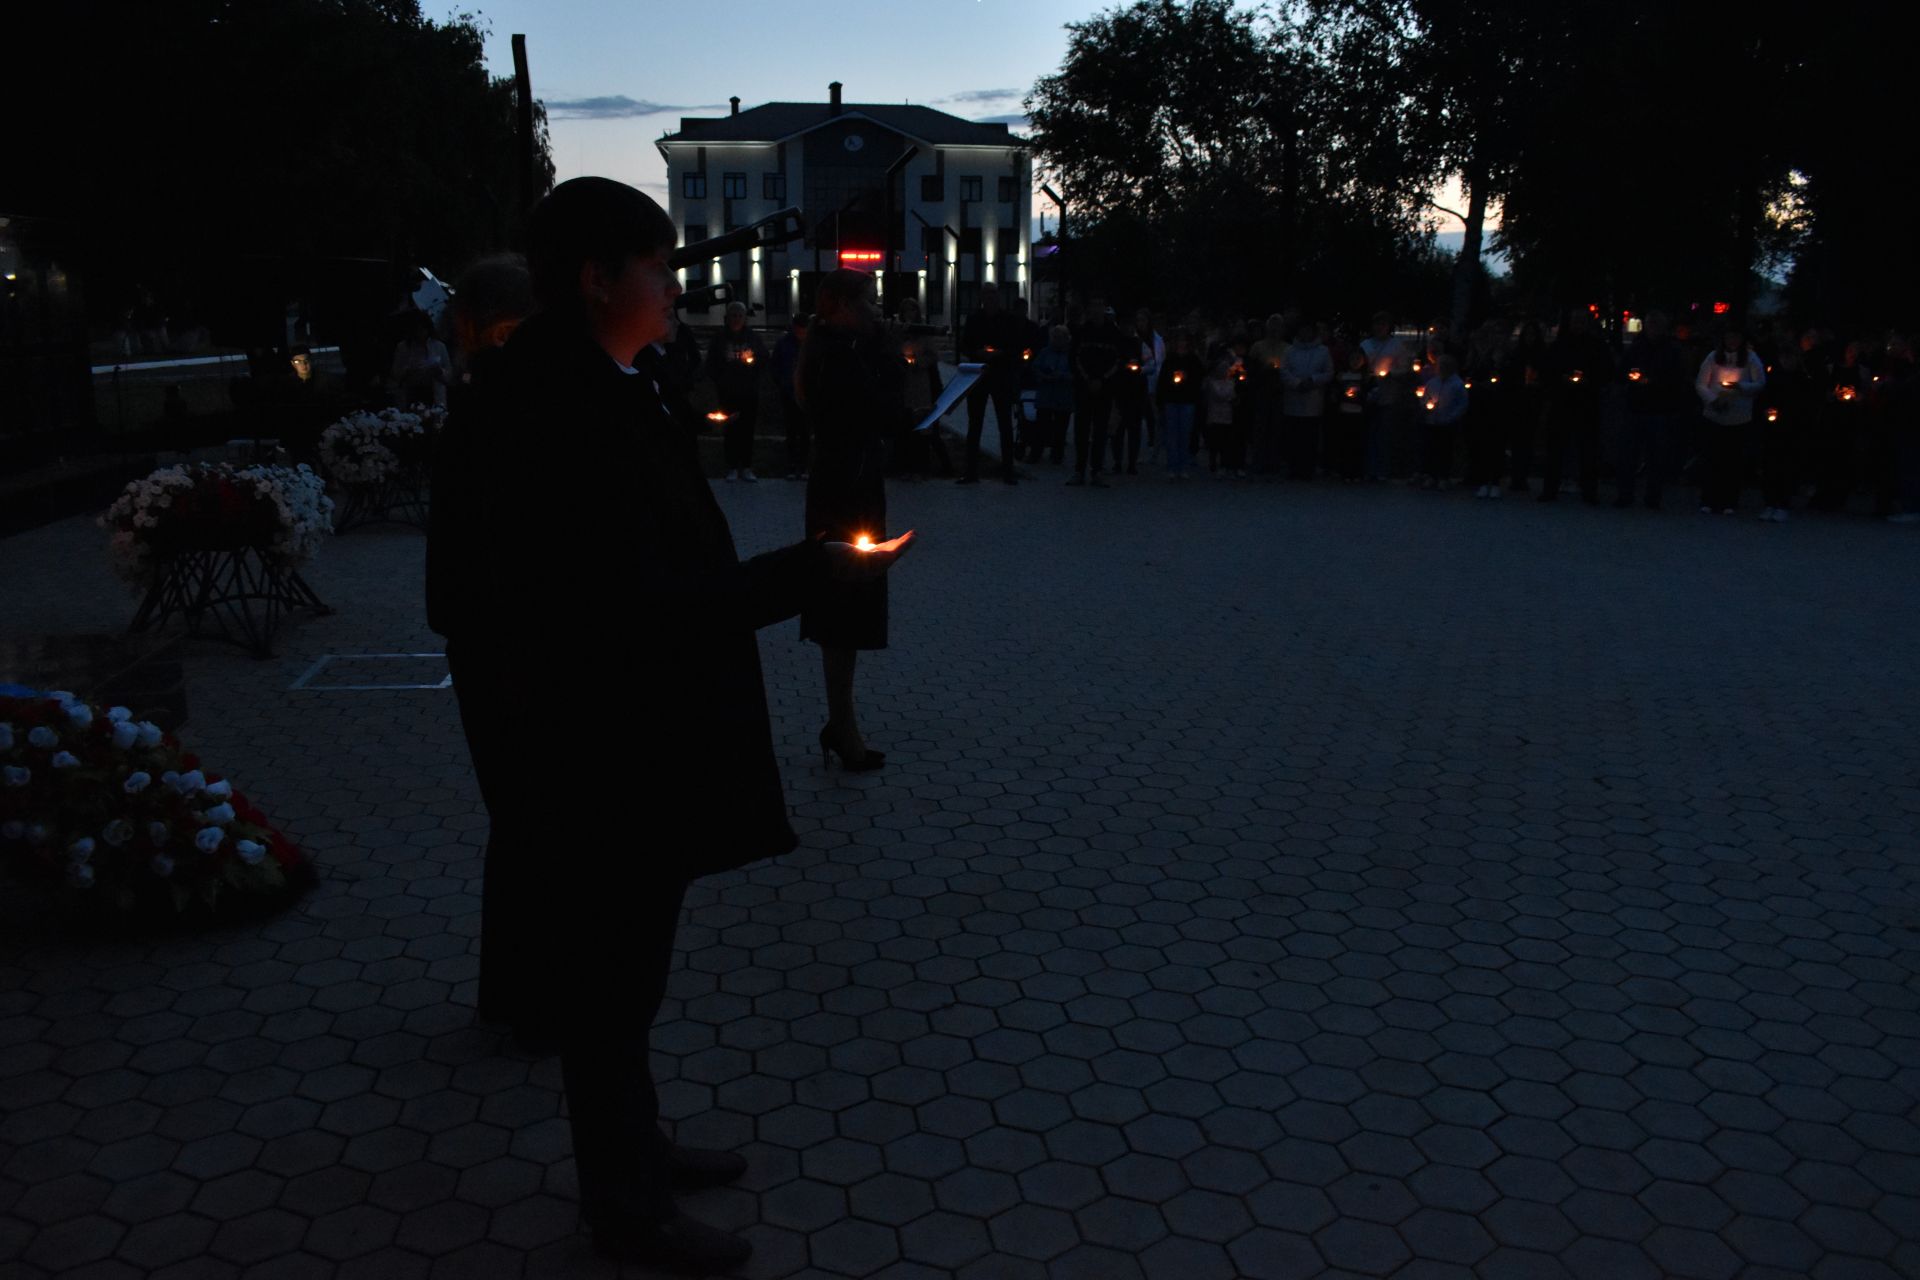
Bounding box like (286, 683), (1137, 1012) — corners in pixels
(1204, 352), (1239, 475)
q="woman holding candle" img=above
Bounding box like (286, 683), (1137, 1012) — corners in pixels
(707, 300), (768, 481)
(1359, 310), (1409, 482)
(1279, 320), (1334, 480)
(800, 268), (911, 768)
(1156, 327), (1206, 478)
(1694, 325), (1767, 514)
(428, 178), (908, 1272)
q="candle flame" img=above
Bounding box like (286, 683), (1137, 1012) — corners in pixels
(1410, 361), (1423, 373)
(854, 535), (875, 551)
(1171, 371), (1184, 384)
(1425, 400), (1437, 411)
(1628, 369), (1643, 382)
(1766, 408), (1779, 422)
(706, 410), (729, 422)
(1569, 371), (1584, 383)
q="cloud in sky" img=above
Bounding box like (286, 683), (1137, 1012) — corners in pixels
(938, 88), (1024, 106)
(545, 95), (722, 120)
(973, 113), (1031, 127)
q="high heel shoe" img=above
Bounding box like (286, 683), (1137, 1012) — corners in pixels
(819, 725), (885, 771)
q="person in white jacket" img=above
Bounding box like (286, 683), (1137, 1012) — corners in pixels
(1695, 327), (1767, 514)
(1279, 321), (1335, 479)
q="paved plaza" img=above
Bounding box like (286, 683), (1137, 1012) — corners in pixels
(3, 471), (1920, 1280)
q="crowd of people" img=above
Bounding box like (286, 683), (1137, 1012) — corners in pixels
(683, 291), (1920, 523)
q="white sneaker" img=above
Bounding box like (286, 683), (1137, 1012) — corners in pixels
(725, 470), (738, 482)
(1699, 505), (1713, 514)
(741, 469), (758, 483)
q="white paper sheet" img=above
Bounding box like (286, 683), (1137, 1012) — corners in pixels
(912, 363), (984, 433)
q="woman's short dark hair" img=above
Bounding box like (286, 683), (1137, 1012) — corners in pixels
(526, 177), (677, 312)
(450, 254), (534, 355)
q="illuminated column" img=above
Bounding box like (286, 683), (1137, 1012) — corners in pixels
(918, 269), (927, 314)
(751, 246), (763, 314)
(789, 268), (799, 315)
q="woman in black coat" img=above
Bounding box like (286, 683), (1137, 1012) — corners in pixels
(427, 178), (908, 1273)
(799, 268), (912, 769)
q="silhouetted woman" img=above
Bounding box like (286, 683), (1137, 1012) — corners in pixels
(799, 268), (909, 768)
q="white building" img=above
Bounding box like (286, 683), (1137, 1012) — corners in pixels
(659, 82), (1033, 327)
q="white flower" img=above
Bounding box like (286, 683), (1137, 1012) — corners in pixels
(47, 690), (77, 705)
(124, 771), (152, 793)
(177, 769), (206, 794)
(65, 703), (93, 729)
(234, 839), (266, 865)
(194, 826), (224, 854)
(68, 837), (95, 863)
(135, 723), (163, 748)
(204, 779), (233, 799)
(102, 820), (135, 847)
(0, 723), (12, 749)
(27, 726), (57, 749)
(111, 721), (140, 751)
(148, 821), (169, 845)
(150, 854), (175, 878)
(3, 766), (27, 787)
(107, 706), (133, 723)
(50, 751), (80, 769)
(202, 803), (236, 826)
(1, 820), (22, 840)
(68, 863), (95, 889)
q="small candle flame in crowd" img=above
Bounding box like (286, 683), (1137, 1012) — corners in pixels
(1022, 349), (1033, 361)
(1568, 371), (1584, 383)
(1627, 369), (1643, 382)
(1171, 371), (1185, 384)
(1127, 361), (1142, 373)
(854, 535), (875, 551)
(706, 410), (730, 422)
(1766, 408), (1780, 423)
(1424, 399), (1438, 411)
(1410, 361), (1423, 374)
(1344, 385), (1358, 399)
(1838, 385), (1858, 402)
(742, 350), (755, 365)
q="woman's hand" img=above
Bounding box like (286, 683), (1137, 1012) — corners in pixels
(823, 531), (916, 582)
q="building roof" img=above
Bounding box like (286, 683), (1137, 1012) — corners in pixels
(662, 102), (1027, 149)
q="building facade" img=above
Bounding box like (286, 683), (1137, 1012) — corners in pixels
(659, 82), (1033, 326)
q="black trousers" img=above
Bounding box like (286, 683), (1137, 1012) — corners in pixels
(448, 641), (535, 1026)
(1617, 411), (1675, 505)
(782, 394), (810, 474)
(1326, 412), (1365, 479)
(723, 401), (758, 472)
(1421, 421), (1456, 480)
(1033, 407), (1069, 463)
(1700, 419), (1747, 510)
(559, 878), (688, 1224)
(965, 380), (1017, 479)
(1074, 389), (1113, 475)
(1284, 414), (1320, 479)
(1111, 393), (1147, 471)
(1541, 398), (1601, 500)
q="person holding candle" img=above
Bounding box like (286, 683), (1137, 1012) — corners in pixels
(1248, 313), (1292, 477)
(428, 178), (910, 1272)
(1418, 354), (1470, 488)
(1156, 327), (1206, 479)
(1359, 310), (1409, 482)
(885, 297), (949, 480)
(1330, 348), (1369, 482)
(707, 300), (767, 481)
(1500, 320), (1551, 493)
(1110, 323), (1153, 475)
(1539, 309), (1613, 503)
(1613, 311), (1689, 509)
(800, 268), (915, 768)
(1694, 324), (1767, 514)
(1464, 319), (1508, 498)
(1755, 334), (1814, 522)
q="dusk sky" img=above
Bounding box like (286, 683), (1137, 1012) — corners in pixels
(465, 0), (1477, 244)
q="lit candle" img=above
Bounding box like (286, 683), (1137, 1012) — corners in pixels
(1838, 385), (1857, 402)
(1022, 349), (1033, 362)
(706, 410), (730, 423)
(1489, 375), (1500, 385)
(742, 350), (755, 365)
(1411, 361), (1423, 374)
(984, 346), (997, 355)
(904, 351), (917, 366)
(1765, 408), (1780, 423)
(1568, 370), (1584, 384)
(1424, 399), (1437, 411)
(1413, 384), (1427, 398)
(854, 534), (875, 551)
(1627, 369), (1643, 382)
(1344, 385), (1358, 400)
(1127, 361), (1141, 373)
(1463, 380), (1473, 390)
(1171, 371), (1185, 385)
(1374, 364), (1390, 379)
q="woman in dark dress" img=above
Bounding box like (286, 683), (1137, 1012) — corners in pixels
(428, 180), (908, 1273)
(800, 269), (910, 769)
